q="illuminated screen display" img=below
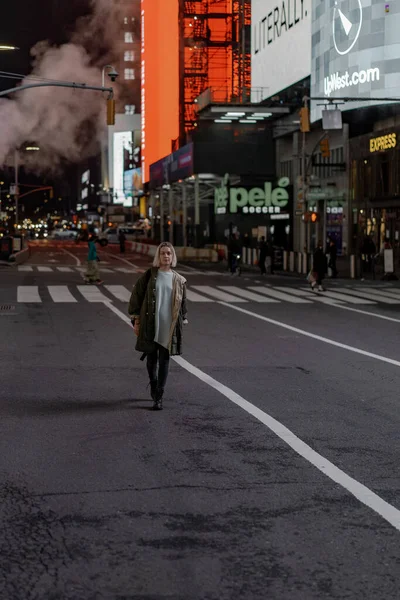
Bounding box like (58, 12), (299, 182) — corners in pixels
(114, 130), (143, 207)
(311, 0), (400, 121)
(141, 0), (180, 182)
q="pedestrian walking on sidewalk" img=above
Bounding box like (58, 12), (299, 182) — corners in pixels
(119, 230), (126, 254)
(84, 234), (103, 285)
(128, 242), (188, 411)
(310, 240), (327, 292)
(258, 236), (268, 275)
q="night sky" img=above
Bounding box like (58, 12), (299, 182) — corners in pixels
(0, 0), (92, 88)
(0, 0), (93, 219)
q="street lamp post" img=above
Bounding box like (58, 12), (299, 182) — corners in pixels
(14, 150), (19, 229)
(101, 65), (118, 228)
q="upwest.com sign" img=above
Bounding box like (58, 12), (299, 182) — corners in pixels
(215, 176), (291, 215)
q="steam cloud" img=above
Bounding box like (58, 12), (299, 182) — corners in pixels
(0, 0), (131, 173)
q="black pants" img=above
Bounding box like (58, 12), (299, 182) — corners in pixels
(259, 254), (267, 275)
(146, 344), (170, 390)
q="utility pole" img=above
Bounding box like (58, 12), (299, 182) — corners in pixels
(14, 150), (19, 230)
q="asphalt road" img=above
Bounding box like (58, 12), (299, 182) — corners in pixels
(1, 241), (400, 600)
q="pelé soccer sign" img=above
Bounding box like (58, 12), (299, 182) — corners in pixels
(214, 175), (290, 215)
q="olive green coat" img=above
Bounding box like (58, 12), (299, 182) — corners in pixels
(128, 267), (188, 356)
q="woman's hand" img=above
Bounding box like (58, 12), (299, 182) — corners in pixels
(133, 320), (140, 336)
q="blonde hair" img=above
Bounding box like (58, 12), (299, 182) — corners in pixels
(153, 242), (177, 268)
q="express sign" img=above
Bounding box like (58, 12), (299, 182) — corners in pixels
(369, 133), (397, 153)
(215, 176), (290, 214)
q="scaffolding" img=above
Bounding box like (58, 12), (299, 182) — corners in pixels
(180, 0), (251, 138)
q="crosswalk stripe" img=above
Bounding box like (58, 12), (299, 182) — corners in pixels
(18, 265), (33, 272)
(99, 268), (114, 273)
(105, 285), (131, 302)
(17, 286), (41, 302)
(77, 285), (109, 302)
(300, 288), (376, 305)
(218, 286), (279, 303)
(249, 286), (312, 304)
(48, 286), (77, 303)
(186, 289), (214, 302)
(191, 285), (247, 302)
(334, 287), (400, 304)
(37, 266), (52, 272)
(273, 287), (345, 305)
(358, 287), (400, 299)
(57, 267), (73, 272)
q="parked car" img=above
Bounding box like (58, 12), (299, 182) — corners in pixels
(98, 226), (146, 246)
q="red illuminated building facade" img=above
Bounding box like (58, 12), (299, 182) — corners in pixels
(141, 0), (251, 182)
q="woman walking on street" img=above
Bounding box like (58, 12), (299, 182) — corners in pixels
(311, 240), (327, 292)
(128, 242), (188, 410)
(84, 234), (103, 285)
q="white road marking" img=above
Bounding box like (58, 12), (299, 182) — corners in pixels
(18, 266), (33, 272)
(77, 285), (109, 302)
(115, 267), (136, 274)
(249, 286), (312, 304)
(186, 289), (214, 303)
(17, 286), (41, 302)
(48, 286), (77, 303)
(359, 287), (400, 298)
(218, 286), (279, 303)
(101, 252), (140, 269)
(105, 301), (400, 533)
(323, 303), (400, 323)
(334, 288), (400, 304)
(273, 287), (344, 305)
(220, 301), (400, 368)
(37, 266), (52, 272)
(191, 285), (247, 303)
(57, 267), (73, 272)
(61, 248), (81, 266)
(105, 285), (131, 302)
(99, 268), (114, 273)
(300, 288), (376, 305)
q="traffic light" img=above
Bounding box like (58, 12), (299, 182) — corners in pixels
(320, 138), (330, 158)
(107, 98), (116, 126)
(299, 107), (310, 133)
(310, 211), (319, 223)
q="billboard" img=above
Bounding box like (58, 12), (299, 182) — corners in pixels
(149, 143), (194, 189)
(251, 0), (312, 102)
(311, 0), (400, 121)
(113, 131), (143, 207)
(141, 0), (179, 182)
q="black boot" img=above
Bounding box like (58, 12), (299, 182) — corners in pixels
(150, 380), (157, 401)
(153, 388), (164, 411)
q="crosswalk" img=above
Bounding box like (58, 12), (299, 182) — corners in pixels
(16, 265), (218, 275)
(5, 284), (400, 307)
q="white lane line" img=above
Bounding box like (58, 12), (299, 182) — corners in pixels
(115, 267), (137, 274)
(300, 288), (376, 305)
(249, 286), (312, 304)
(219, 301), (400, 368)
(37, 266), (52, 272)
(18, 265), (33, 272)
(218, 286), (279, 303)
(334, 288), (400, 304)
(191, 285), (247, 303)
(48, 286), (77, 303)
(99, 268), (114, 273)
(61, 248), (81, 266)
(57, 267), (73, 273)
(77, 285), (110, 303)
(105, 301), (400, 533)
(101, 251), (141, 269)
(186, 289), (214, 303)
(105, 285), (131, 302)
(17, 286), (41, 302)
